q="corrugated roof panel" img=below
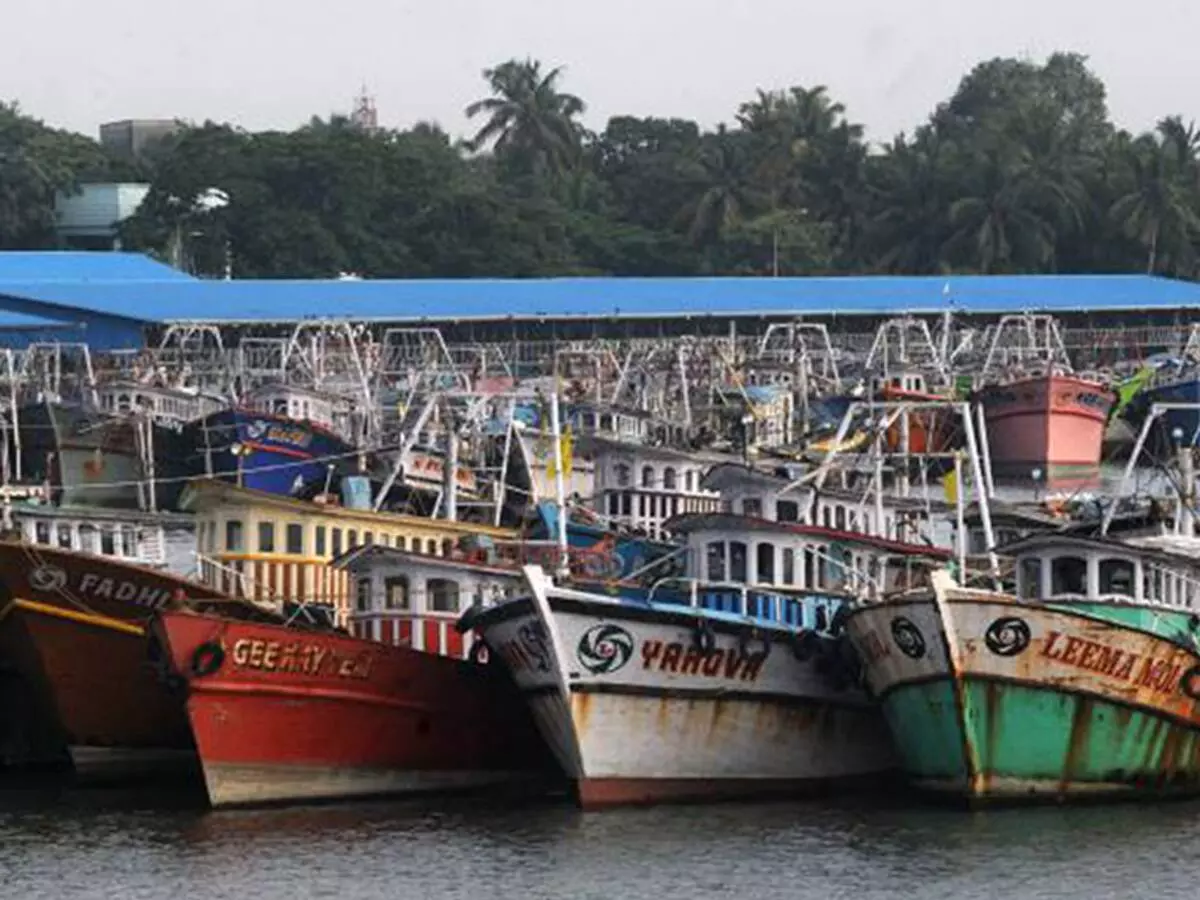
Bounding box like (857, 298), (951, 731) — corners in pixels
(0, 310), (81, 329)
(0, 265), (1197, 324)
(0, 252), (192, 283)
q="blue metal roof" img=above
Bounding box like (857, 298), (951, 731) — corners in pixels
(0, 252), (193, 283)
(0, 262), (1197, 325)
(0, 310), (81, 329)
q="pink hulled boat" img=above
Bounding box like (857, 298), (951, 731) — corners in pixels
(974, 372), (1115, 488)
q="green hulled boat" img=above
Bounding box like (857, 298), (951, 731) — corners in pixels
(846, 534), (1200, 803)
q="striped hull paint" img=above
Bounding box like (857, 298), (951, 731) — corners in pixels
(472, 569), (896, 809)
(846, 584), (1200, 802)
(0, 599), (194, 778)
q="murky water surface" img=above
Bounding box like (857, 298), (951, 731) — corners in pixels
(1, 781), (1195, 900)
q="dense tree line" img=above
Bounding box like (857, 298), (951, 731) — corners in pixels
(3, 52), (1200, 280)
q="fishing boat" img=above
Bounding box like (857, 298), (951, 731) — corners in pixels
(0, 537), (238, 777)
(151, 538), (558, 807)
(185, 384), (359, 497)
(464, 459), (952, 808)
(972, 316), (1115, 488)
(845, 538), (1200, 803)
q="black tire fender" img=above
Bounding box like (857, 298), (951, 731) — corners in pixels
(190, 642), (225, 678)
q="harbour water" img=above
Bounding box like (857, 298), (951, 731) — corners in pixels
(3, 782), (1197, 899)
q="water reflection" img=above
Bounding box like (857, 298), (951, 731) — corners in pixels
(3, 784), (1200, 900)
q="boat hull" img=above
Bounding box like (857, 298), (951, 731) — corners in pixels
(185, 409), (355, 497)
(846, 593), (1200, 802)
(155, 611), (557, 807)
(474, 575), (896, 809)
(975, 375), (1114, 488)
(0, 542), (223, 774)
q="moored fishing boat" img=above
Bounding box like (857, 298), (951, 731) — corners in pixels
(465, 458), (953, 808)
(0, 537), (234, 777)
(845, 534), (1200, 803)
(153, 545), (557, 807)
(974, 372), (1115, 488)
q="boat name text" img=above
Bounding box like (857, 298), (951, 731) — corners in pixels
(640, 640), (764, 682)
(1041, 630), (1182, 696)
(230, 638), (373, 679)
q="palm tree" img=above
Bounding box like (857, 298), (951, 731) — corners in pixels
(681, 126), (760, 245)
(944, 147), (1059, 273)
(1109, 118), (1200, 274)
(465, 58), (586, 176)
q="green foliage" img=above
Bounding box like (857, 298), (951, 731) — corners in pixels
(6, 53), (1200, 279)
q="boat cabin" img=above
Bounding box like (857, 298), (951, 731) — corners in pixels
(701, 462), (921, 543)
(1007, 533), (1200, 609)
(182, 478), (516, 624)
(243, 383), (355, 438)
(590, 437), (722, 539)
(670, 512), (951, 601)
(97, 381), (225, 430)
(335, 544), (521, 657)
(870, 370), (931, 397)
(567, 403), (687, 447)
(8, 500), (196, 576)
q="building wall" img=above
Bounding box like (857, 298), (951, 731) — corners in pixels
(56, 183), (151, 249)
(99, 120), (180, 160)
(0, 293), (148, 350)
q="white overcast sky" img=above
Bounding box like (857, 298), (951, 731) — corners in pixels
(5, 0), (1197, 143)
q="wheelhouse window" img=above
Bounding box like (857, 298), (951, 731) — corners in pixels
(642, 466), (655, 488)
(706, 541), (726, 582)
(614, 463), (631, 487)
(121, 527), (136, 557)
(331, 528), (343, 557)
(835, 506), (846, 531)
(348, 529), (359, 549)
(776, 500), (799, 523)
(355, 577), (371, 612)
(1050, 556), (1087, 596)
(385, 576), (410, 609)
(101, 527), (115, 555)
(663, 468), (677, 490)
(78, 524), (97, 554)
(1098, 558), (1136, 598)
(729, 541), (748, 582)
(1019, 557), (1041, 599)
(35, 521), (50, 544)
(226, 520), (244, 552)
(428, 578), (461, 613)
(56, 524), (72, 549)
(757, 542), (776, 584)
(741, 497), (762, 517)
(258, 522), (275, 554)
(782, 548), (795, 585)
(286, 523), (304, 555)
(315, 525), (326, 555)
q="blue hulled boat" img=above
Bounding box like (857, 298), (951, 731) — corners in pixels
(185, 385), (359, 496)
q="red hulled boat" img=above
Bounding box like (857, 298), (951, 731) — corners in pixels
(0, 539), (233, 778)
(153, 610), (557, 807)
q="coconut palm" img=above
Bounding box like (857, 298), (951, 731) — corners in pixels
(465, 58), (586, 176)
(1109, 118), (1200, 274)
(681, 126), (760, 245)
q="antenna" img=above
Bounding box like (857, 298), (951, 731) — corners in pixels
(350, 85), (378, 132)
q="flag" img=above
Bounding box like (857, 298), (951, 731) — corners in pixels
(546, 425), (573, 478)
(942, 467), (958, 505)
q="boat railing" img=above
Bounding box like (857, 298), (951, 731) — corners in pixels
(194, 551), (286, 616)
(350, 607), (473, 659)
(641, 576), (844, 631)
